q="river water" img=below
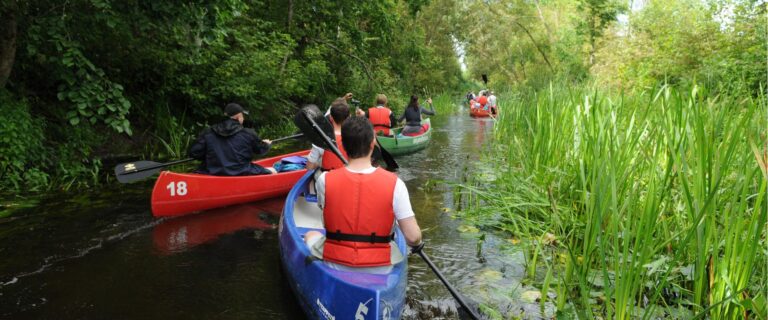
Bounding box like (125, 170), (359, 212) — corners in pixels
(0, 109), (547, 319)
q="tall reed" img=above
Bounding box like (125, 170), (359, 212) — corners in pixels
(457, 84), (767, 318)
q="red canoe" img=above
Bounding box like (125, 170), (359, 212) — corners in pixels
(469, 106), (496, 118)
(151, 150), (310, 217)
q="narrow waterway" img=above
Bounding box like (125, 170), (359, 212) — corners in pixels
(0, 108), (545, 319)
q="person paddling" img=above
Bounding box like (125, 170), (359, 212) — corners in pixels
(304, 116), (423, 273)
(398, 95), (435, 136)
(307, 99), (350, 171)
(188, 103), (275, 176)
(361, 94), (396, 136)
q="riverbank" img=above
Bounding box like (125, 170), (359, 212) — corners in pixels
(456, 84), (767, 319)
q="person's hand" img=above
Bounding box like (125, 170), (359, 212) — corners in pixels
(343, 92), (353, 100)
(410, 241), (425, 254)
(427, 98), (433, 105)
(263, 139), (272, 145)
(355, 108), (365, 116)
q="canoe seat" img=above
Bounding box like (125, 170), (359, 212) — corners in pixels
(293, 196), (324, 229)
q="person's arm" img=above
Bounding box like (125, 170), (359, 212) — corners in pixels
(420, 99), (436, 116)
(306, 144), (324, 170)
(398, 217), (422, 247)
(397, 112), (406, 123)
(188, 129), (209, 160)
(393, 179), (422, 247)
(249, 130), (271, 157)
(388, 111), (396, 128)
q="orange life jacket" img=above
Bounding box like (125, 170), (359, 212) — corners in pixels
(323, 168), (397, 267)
(368, 107), (392, 135)
(321, 133), (347, 171)
(478, 96), (488, 107)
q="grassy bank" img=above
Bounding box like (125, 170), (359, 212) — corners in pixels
(456, 84), (767, 318)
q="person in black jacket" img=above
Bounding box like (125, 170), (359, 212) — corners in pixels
(189, 103), (275, 176)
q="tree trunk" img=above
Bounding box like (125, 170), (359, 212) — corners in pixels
(280, 0), (294, 72)
(0, 6), (18, 89)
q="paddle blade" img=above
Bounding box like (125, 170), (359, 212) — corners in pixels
(293, 104), (335, 148)
(374, 140), (399, 171)
(114, 161), (163, 183)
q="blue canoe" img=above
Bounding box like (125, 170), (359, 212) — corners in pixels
(279, 170), (408, 320)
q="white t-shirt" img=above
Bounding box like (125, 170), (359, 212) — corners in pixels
(307, 144), (325, 166)
(488, 95), (497, 107)
(316, 167), (415, 221)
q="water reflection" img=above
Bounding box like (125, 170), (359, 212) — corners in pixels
(152, 200), (281, 254)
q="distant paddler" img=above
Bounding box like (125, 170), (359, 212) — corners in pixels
(398, 95), (435, 136)
(356, 93), (396, 136)
(306, 99), (350, 172)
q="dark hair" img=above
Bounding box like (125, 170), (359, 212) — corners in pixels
(329, 98), (350, 124)
(407, 95), (419, 111)
(341, 116), (374, 159)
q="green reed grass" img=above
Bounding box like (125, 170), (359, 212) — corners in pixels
(429, 92), (458, 115)
(456, 84), (767, 319)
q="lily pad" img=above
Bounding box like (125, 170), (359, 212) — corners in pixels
(520, 290), (542, 303)
(458, 224), (480, 233)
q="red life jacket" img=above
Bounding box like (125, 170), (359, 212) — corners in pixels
(368, 107), (392, 135)
(321, 133), (347, 171)
(323, 168), (397, 267)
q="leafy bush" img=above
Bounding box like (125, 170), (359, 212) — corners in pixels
(0, 90), (48, 190)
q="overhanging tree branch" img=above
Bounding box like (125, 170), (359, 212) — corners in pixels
(312, 38), (375, 83)
(484, 3), (555, 73)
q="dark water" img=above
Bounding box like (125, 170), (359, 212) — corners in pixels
(0, 109), (541, 319)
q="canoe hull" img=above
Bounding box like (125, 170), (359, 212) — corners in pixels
(469, 107), (493, 118)
(279, 170), (408, 320)
(150, 150), (310, 217)
(377, 118), (432, 156)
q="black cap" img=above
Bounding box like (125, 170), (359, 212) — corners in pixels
(224, 103), (249, 116)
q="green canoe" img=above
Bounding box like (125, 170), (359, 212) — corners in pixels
(377, 118), (432, 156)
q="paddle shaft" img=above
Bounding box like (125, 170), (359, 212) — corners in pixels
(416, 250), (481, 320)
(271, 133), (303, 143)
(116, 133), (304, 178)
(302, 112), (348, 165)
(122, 158), (194, 176)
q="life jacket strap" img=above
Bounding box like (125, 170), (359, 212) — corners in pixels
(326, 230), (394, 244)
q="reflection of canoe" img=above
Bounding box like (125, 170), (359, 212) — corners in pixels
(152, 202), (279, 254)
(469, 107), (494, 118)
(376, 118), (432, 156)
(151, 150), (310, 217)
(279, 171), (407, 319)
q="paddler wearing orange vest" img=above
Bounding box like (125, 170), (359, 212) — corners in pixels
(357, 94), (396, 136)
(303, 116), (424, 273)
(306, 98), (350, 171)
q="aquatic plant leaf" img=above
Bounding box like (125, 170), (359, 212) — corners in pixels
(521, 290), (542, 303)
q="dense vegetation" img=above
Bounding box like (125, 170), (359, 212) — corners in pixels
(1, 0), (765, 317)
(0, 0), (464, 191)
(453, 0), (766, 318)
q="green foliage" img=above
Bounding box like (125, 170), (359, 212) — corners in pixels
(592, 0), (765, 95)
(0, 91), (48, 190)
(456, 84), (767, 318)
(2, 0), (463, 192)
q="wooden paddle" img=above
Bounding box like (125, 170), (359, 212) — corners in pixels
(413, 244), (481, 320)
(114, 133), (304, 183)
